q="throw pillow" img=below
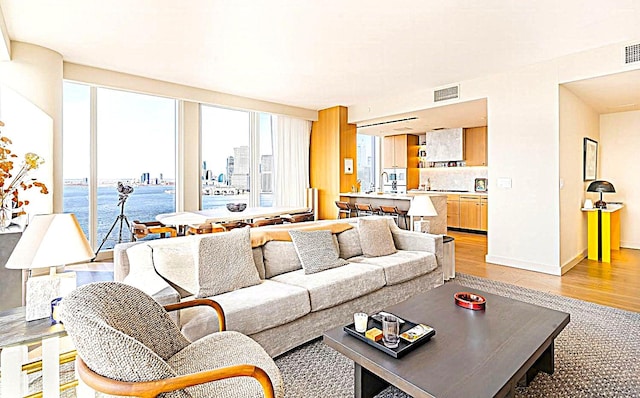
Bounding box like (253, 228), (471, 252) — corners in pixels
(358, 217), (397, 257)
(195, 227), (261, 298)
(289, 230), (349, 275)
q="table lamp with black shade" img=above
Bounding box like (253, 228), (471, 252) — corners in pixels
(587, 180), (616, 209)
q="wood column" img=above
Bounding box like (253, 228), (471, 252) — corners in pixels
(310, 106), (357, 220)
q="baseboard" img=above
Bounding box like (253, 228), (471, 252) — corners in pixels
(485, 254), (562, 276)
(560, 250), (587, 275)
(620, 240), (640, 250)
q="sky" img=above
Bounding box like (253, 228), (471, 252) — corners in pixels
(62, 82), (273, 181)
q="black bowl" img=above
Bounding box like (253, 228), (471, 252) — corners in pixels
(226, 203), (247, 212)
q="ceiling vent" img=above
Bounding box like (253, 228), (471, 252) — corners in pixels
(357, 117), (417, 129)
(625, 43), (640, 64)
(434, 85), (459, 102)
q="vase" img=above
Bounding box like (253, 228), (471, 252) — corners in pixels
(0, 195), (14, 230)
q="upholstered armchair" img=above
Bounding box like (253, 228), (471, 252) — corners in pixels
(60, 282), (284, 398)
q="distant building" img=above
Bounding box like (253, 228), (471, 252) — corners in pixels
(231, 146), (250, 190)
(226, 156), (235, 186)
(141, 172), (150, 185)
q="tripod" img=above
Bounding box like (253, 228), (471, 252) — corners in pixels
(94, 193), (131, 256)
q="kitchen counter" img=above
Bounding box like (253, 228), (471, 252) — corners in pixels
(339, 192), (447, 234)
(409, 189), (488, 197)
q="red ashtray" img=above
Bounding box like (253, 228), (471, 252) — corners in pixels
(454, 292), (486, 310)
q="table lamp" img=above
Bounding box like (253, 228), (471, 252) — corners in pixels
(586, 180), (616, 209)
(408, 196), (438, 233)
(5, 213), (94, 321)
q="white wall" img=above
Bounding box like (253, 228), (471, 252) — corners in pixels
(558, 86), (600, 272)
(600, 110), (640, 249)
(349, 39), (640, 275)
(0, 42), (63, 214)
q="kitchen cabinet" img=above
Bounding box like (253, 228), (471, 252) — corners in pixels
(383, 134), (418, 168)
(452, 194), (488, 232)
(446, 195), (460, 228)
(464, 127), (487, 166)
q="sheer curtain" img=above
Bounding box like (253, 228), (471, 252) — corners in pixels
(272, 115), (312, 206)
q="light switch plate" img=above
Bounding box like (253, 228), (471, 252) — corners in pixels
(497, 178), (512, 189)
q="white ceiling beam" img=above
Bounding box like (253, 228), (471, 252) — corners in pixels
(0, 5), (10, 60)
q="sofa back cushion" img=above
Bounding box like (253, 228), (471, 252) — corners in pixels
(150, 238), (200, 297)
(358, 217), (397, 257)
(262, 241), (302, 278)
(336, 227), (363, 259)
(195, 227), (261, 298)
(289, 230), (349, 274)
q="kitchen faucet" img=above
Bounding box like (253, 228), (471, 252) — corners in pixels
(380, 171), (389, 191)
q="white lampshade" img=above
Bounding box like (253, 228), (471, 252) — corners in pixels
(5, 213), (94, 321)
(6, 213), (94, 270)
(407, 196), (437, 217)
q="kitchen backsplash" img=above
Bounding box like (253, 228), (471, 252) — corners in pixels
(419, 167), (488, 192)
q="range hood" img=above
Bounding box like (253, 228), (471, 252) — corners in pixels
(424, 128), (463, 161)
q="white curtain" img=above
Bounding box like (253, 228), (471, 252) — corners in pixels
(272, 115), (312, 207)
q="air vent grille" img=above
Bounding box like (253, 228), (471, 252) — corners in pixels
(625, 43), (640, 64)
(434, 85), (459, 102)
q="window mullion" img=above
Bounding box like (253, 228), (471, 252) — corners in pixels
(89, 86), (98, 250)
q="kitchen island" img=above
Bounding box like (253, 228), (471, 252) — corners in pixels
(339, 192), (447, 234)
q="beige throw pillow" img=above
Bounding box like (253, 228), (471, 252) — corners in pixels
(195, 227), (261, 298)
(358, 217), (397, 257)
(289, 230), (349, 274)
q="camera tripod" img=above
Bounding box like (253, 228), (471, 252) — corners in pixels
(94, 193), (131, 256)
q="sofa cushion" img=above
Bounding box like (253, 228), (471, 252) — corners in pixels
(150, 239), (199, 297)
(195, 228), (261, 298)
(289, 230), (349, 274)
(349, 250), (437, 286)
(336, 227), (363, 259)
(252, 247), (266, 280)
(179, 280), (310, 340)
(358, 217), (397, 257)
(262, 241), (302, 278)
(270, 262), (386, 312)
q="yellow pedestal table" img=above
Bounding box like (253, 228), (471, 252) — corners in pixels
(582, 204), (623, 263)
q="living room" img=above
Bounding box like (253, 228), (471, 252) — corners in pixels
(0, 2), (639, 397)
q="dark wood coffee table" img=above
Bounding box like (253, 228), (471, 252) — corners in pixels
(323, 283), (570, 398)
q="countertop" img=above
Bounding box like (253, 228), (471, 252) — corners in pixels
(339, 192), (445, 200)
(409, 190), (489, 197)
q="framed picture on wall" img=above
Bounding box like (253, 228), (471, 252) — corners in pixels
(583, 138), (598, 181)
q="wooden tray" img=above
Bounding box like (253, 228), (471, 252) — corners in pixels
(343, 316), (435, 358)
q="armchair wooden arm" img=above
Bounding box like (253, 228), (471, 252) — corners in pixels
(164, 299), (226, 332)
(76, 356), (275, 398)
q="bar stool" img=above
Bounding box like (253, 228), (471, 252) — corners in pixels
(379, 205), (400, 225)
(355, 203), (378, 217)
(335, 201), (352, 218)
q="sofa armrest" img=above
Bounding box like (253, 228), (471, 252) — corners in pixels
(113, 241), (140, 281)
(391, 228), (444, 269)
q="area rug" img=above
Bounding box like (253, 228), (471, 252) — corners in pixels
(275, 273), (640, 397)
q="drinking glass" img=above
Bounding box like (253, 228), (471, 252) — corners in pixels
(382, 314), (400, 348)
(354, 312), (368, 333)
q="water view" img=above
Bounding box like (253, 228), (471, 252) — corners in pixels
(63, 184), (272, 250)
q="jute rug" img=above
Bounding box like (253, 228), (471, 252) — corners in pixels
(275, 274), (640, 397)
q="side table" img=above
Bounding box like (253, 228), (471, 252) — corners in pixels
(0, 307), (94, 398)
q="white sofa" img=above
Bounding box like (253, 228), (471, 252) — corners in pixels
(113, 217), (444, 357)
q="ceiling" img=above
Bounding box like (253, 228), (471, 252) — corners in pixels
(357, 98), (487, 136)
(1, 1), (639, 113)
(562, 69), (640, 114)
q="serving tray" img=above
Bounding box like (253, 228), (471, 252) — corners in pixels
(343, 315), (435, 358)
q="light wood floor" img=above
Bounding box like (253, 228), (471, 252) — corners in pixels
(449, 230), (640, 313)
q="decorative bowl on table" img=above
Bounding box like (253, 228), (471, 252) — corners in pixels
(226, 203), (247, 212)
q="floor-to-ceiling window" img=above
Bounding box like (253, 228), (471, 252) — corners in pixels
(63, 82), (176, 251)
(200, 106), (276, 208)
(357, 134), (377, 192)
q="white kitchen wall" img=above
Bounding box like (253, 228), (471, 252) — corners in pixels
(419, 167), (487, 192)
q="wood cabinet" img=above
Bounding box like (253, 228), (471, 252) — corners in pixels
(464, 127), (487, 166)
(383, 134), (418, 168)
(446, 195), (460, 228)
(460, 195), (489, 231)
